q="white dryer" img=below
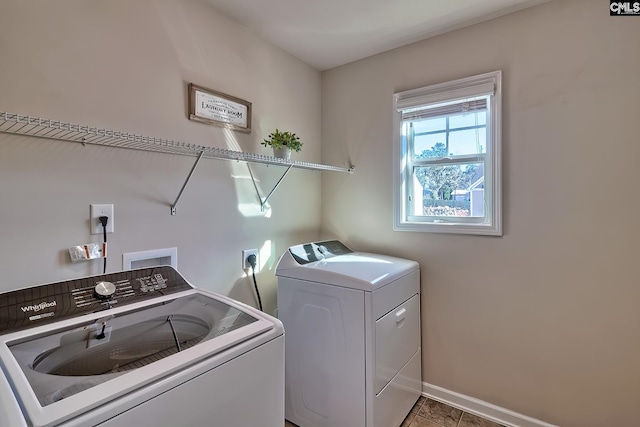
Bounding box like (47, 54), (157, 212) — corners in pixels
(276, 240), (421, 427)
(0, 266), (284, 427)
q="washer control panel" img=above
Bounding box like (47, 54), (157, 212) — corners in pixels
(0, 266), (192, 335)
(94, 281), (117, 300)
(138, 273), (168, 293)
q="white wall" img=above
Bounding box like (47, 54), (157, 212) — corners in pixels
(321, 0), (640, 426)
(0, 0), (323, 314)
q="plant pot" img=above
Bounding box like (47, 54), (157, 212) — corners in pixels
(273, 147), (292, 160)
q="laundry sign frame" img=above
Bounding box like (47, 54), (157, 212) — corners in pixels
(188, 83), (252, 133)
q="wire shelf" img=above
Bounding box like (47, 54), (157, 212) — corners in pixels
(0, 112), (354, 174)
(1, 111), (354, 214)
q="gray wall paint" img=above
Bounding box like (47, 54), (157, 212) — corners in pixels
(321, 1), (640, 426)
(0, 0), (323, 314)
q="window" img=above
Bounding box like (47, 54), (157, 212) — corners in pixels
(393, 71), (502, 235)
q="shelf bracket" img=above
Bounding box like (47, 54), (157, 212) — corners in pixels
(247, 163), (294, 212)
(171, 151), (205, 215)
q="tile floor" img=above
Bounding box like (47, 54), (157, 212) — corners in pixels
(284, 396), (507, 427)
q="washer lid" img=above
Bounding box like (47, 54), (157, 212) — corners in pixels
(0, 286), (282, 427)
(275, 241), (419, 291)
(0, 369), (25, 427)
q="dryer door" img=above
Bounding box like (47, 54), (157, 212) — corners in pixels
(374, 294), (420, 394)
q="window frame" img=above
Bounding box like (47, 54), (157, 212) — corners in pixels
(393, 71), (502, 236)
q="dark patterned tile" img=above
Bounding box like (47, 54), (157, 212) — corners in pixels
(411, 396), (427, 414)
(458, 412), (506, 427)
(402, 412), (416, 427)
(417, 398), (463, 427)
(409, 414), (448, 427)
(285, 401), (503, 427)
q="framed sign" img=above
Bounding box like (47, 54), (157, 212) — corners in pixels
(188, 83), (252, 133)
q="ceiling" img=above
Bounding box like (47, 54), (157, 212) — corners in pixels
(205, 0), (549, 70)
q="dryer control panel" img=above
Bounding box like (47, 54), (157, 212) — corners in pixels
(0, 266), (192, 335)
(289, 240), (352, 265)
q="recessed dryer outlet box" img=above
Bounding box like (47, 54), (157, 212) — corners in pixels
(90, 204), (114, 235)
(123, 248), (178, 270)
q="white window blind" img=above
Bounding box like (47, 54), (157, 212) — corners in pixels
(400, 98), (487, 122)
(395, 74), (496, 111)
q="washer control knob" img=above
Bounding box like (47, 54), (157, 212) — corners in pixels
(94, 281), (116, 300)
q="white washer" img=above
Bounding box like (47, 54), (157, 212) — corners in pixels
(276, 240), (422, 427)
(0, 266), (284, 427)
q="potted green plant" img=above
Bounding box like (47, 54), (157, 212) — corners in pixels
(261, 128), (303, 159)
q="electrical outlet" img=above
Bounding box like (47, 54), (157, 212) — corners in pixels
(90, 204), (114, 235)
(242, 249), (259, 272)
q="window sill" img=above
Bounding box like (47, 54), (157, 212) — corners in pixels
(393, 221), (502, 236)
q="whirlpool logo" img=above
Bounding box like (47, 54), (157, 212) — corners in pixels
(610, 1), (640, 15)
(21, 301), (57, 313)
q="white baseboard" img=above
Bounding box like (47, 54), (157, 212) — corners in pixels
(422, 382), (558, 427)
